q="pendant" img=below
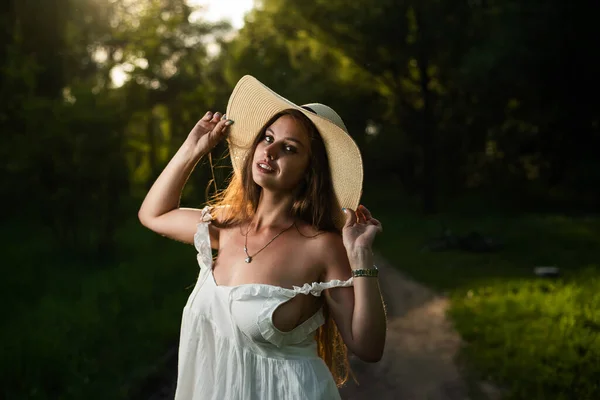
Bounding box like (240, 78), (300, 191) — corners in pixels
(245, 256), (252, 263)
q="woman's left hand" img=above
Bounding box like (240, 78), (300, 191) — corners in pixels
(342, 205), (383, 265)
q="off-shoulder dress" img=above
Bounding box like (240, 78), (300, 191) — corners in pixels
(173, 207), (354, 400)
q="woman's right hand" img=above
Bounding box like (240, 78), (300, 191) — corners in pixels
(185, 111), (234, 158)
(137, 110), (232, 245)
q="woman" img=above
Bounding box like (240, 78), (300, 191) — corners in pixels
(138, 76), (386, 399)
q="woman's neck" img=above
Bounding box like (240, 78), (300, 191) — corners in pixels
(250, 190), (295, 232)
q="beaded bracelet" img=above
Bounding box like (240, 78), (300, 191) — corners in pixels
(351, 266), (379, 278)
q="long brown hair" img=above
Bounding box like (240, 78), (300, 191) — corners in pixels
(208, 109), (352, 386)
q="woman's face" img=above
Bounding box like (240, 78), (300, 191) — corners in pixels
(252, 115), (311, 193)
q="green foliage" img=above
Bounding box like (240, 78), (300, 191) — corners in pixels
(451, 271), (600, 399)
(1, 219), (197, 400)
(1, 0), (232, 255)
(371, 199), (600, 399)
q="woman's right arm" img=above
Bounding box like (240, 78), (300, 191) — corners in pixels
(137, 111), (233, 247)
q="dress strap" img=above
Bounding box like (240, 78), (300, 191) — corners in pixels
(200, 205), (214, 222)
(291, 278), (354, 296)
(194, 205), (214, 268)
(229, 277), (354, 301)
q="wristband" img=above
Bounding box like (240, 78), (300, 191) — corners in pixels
(351, 266), (379, 278)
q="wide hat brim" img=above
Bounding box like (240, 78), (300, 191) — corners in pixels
(225, 75), (363, 230)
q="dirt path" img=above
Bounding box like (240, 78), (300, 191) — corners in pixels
(144, 254), (500, 400)
(339, 253), (472, 400)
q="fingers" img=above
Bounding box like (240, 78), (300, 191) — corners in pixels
(201, 111), (213, 121)
(200, 111), (227, 124)
(357, 205), (383, 232)
(210, 111), (224, 123)
(370, 218), (383, 232)
(342, 208), (357, 229)
(359, 205), (373, 220)
(213, 116), (234, 138)
(356, 207), (367, 224)
(198, 111), (234, 134)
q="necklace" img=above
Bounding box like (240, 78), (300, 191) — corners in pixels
(243, 220), (295, 263)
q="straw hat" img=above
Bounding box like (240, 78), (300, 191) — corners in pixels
(225, 75), (363, 229)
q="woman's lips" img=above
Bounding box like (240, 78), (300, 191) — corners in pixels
(256, 161), (276, 173)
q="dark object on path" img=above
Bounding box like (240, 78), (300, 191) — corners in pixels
(422, 225), (503, 253)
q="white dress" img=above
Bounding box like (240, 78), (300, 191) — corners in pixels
(174, 207), (354, 400)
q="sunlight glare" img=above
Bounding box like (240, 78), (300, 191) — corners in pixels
(187, 0), (254, 29)
(110, 0), (254, 87)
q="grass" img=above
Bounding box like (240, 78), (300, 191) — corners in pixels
(1, 218), (199, 400)
(372, 206), (600, 399)
(3, 193), (599, 399)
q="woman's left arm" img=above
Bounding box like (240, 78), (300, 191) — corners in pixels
(321, 205), (386, 362)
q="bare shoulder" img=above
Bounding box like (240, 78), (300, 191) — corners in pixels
(311, 230), (344, 254)
(300, 226), (351, 281)
(294, 223), (343, 259)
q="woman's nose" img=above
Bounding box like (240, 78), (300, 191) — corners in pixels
(264, 144), (277, 160)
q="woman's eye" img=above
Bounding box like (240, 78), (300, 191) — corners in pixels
(263, 135), (295, 153)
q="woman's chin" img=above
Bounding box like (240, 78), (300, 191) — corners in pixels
(252, 173), (275, 189)
(253, 175), (299, 194)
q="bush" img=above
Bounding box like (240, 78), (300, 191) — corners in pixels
(451, 269), (600, 399)
(1, 219), (197, 399)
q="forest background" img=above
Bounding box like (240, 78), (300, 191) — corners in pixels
(1, 0), (599, 399)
